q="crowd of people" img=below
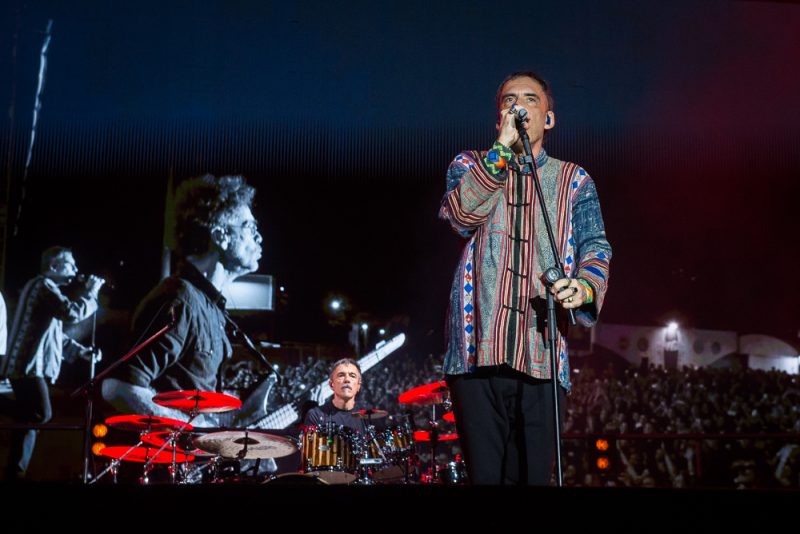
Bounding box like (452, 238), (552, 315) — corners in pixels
(561, 363), (800, 489)
(234, 353), (799, 489)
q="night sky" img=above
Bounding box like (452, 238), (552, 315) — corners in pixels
(2, 0), (799, 355)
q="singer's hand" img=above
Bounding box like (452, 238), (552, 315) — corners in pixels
(552, 278), (586, 309)
(84, 275), (105, 296)
(80, 347), (102, 364)
(497, 106), (522, 148)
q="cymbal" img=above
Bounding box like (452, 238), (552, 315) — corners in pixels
(413, 431), (458, 442)
(351, 409), (388, 420)
(194, 430), (298, 459)
(442, 412), (456, 423)
(141, 431), (214, 458)
(398, 380), (449, 406)
(105, 414), (193, 432)
(99, 445), (195, 463)
(152, 390), (242, 413)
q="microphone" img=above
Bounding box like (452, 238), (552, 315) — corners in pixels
(75, 273), (115, 291)
(511, 105), (528, 128)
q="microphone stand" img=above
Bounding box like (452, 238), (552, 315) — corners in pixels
(79, 313), (99, 484)
(513, 111), (575, 487)
(71, 314), (176, 484)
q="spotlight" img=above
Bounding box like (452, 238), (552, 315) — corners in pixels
(92, 423), (108, 438)
(667, 321), (679, 334)
(91, 442), (107, 456)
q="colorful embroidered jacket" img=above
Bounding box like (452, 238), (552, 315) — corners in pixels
(439, 144), (612, 390)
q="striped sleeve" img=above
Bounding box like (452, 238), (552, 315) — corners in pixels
(571, 169), (612, 325)
(438, 144), (512, 236)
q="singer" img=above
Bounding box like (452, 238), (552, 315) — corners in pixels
(0, 247), (104, 479)
(101, 175), (263, 428)
(438, 71), (612, 485)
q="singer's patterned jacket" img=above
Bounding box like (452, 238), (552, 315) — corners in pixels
(439, 144), (612, 391)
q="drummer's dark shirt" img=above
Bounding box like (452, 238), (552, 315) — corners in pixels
(303, 400), (372, 434)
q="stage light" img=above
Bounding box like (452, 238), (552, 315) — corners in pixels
(378, 328), (386, 336)
(667, 321), (679, 334)
(590, 437), (614, 473)
(92, 423), (108, 438)
(330, 299), (342, 311)
(361, 323), (369, 331)
(91, 442), (106, 456)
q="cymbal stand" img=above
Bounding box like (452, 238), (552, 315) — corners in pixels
(72, 311), (176, 484)
(90, 433), (146, 485)
(426, 403), (441, 483)
(142, 396), (200, 483)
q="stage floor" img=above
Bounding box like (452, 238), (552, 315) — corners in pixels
(0, 482), (794, 530)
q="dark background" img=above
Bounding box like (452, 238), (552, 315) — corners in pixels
(2, 0), (799, 358)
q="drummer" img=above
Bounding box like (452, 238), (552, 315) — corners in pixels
(304, 358), (380, 433)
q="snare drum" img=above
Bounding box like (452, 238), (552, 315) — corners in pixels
(301, 424), (357, 484)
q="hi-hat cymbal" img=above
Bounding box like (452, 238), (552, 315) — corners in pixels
(99, 445), (195, 463)
(195, 430), (297, 460)
(105, 414), (192, 432)
(413, 431), (458, 442)
(351, 409), (388, 420)
(398, 381), (449, 406)
(152, 390), (242, 413)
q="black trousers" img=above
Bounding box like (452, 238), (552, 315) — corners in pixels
(448, 366), (565, 485)
(3, 377), (53, 478)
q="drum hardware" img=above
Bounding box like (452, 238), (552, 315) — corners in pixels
(398, 380), (458, 480)
(436, 456), (467, 485)
(141, 390), (242, 482)
(95, 390), (243, 485)
(97, 445), (195, 484)
(91, 415), (196, 485)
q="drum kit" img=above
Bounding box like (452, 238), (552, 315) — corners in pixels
(94, 390), (294, 484)
(298, 380), (467, 485)
(95, 381), (467, 485)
